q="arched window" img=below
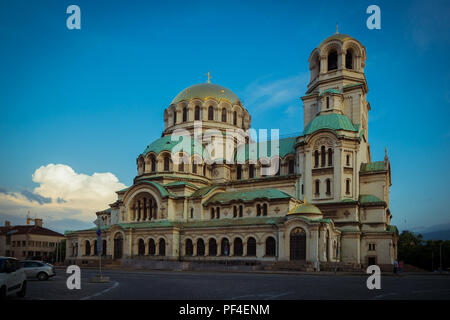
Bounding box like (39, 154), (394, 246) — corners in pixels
(326, 179), (331, 195)
(208, 106), (214, 120)
(346, 154), (350, 166)
(239, 205), (243, 217)
(197, 239), (205, 256)
(221, 108), (227, 122)
(194, 106), (200, 120)
(233, 238), (243, 256)
(164, 155), (170, 171)
(221, 238), (230, 256)
(203, 164), (206, 176)
(210, 207), (215, 219)
(326, 96), (330, 109)
(94, 240), (98, 255)
(192, 163), (197, 174)
(321, 146), (326, 167)
(237, 164), (242, 180)
(151, 155), (156, 172)
(138, 239), (145, 256)
(216, 207), (220, 219)
(158, 238), (166, 256)
(85, 241), (91, 256)
(288, 159), (295, 174)
(315, 179), (320, 195)
(328, 148), (333, 166)
(328, 49), (338, 71)
(182, 107), (187, 122)
(257, 204), (261, 216)
(345, 49), (353, 69)
(247, 237), (256, 256)
(148, 239), (155, 255)
(190, 208), (194, 219)
(233, 206), (237, 218)
(346, 179), (351, 194)
(249, 164), (255, 178)
(178, 160), (184, 172)
(266, 237), (276, 256)
(208, 238), (217, 256)
(233, 111), (237, 125)
(102, 240), (107, 256)
(185, 239), (193, 256)
(263, 203), (268, 216)
(314, 150), (319, 168)
(173, 110), (177, 125)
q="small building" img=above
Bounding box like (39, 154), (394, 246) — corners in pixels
(0, 219), (65, 261)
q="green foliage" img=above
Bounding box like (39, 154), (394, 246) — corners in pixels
(398, 231), (450, 271)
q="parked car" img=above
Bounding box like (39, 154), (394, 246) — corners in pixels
(19, 260), (55, 281)
(0, 256), (27, 299)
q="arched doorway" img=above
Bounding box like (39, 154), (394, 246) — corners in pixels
(159, 238), (166, 256)
(138, 239), (145, 256)
(290, 228), (306, 260)
(114, 233), (123, 260)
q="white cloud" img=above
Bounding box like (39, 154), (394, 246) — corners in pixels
(0, 164), (126, 224)
(242, 74), (308, 111)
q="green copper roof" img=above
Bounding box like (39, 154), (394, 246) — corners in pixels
(117, 187), (130, 193)
(235, 136), (297, 162)
(359, 194), (385, 205)
(360, 161), (386, 173)
(142, 135), (204, 157)
(320, 88), (341, 96)
(183, 217), (285, 228)
(134, 180), (173, 198)
(203, 188), (292, 206)
(165, 181), (198, 189)
(288, 203), (322, 215)
(171, 83), (241, 105)
(190, 186), (220, 198)
(303, 114), (358, 136)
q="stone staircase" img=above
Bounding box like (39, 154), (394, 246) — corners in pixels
(264, 261), (317, 272)
(320, 261), (362, 272)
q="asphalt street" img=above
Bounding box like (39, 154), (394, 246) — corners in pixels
(9, 268), (450, 300)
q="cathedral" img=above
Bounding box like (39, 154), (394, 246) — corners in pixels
(65, 32), (398, 271)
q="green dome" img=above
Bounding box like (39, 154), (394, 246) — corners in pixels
(288, 203), (322, 215)
(171, 83), (241, 105)
(141, 135), (204, 157)
(303, 114), (359, 136)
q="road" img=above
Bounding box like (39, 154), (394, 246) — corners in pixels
(10, 268), (450, 300)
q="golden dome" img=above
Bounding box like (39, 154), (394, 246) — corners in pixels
(171, 83), (241, 105)
(288, 203), (322, 216)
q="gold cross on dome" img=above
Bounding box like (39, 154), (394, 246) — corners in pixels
(207, 71), (211, 83)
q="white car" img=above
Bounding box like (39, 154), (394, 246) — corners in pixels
(0, 256), (27, 299)
(20, 260), (55, 281)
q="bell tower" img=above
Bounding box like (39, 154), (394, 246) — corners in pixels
(302, 31), (369, 140)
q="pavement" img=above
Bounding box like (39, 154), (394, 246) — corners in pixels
(7, 267), (450, 300)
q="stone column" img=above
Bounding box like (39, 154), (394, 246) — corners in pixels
(91, 242), (95, 256)
(193, 242), (197, 256)
(243, 241), (247, 256)
(205, 241), (209, 256)
(309, 229), (319, 263)
(333, 147), (342, 200)
(319, 229), (326, 262)
(256, 241), (264, 258)
(155, 240), (160, 256)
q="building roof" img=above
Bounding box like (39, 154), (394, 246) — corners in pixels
(203, 188), (292, 206)
(359, 194), (385, 205)
(360, 161), (386, 173)
(0, 225), (64, 237)
(288, 203), (322, 215)
(319, 88), (341, 96)
(189, 185), (220, 198)
(141, 134), (204, 157)
(303, 113), (358, 136)
(235, 136), (297, 162)
(171, 83), (241, 105)
(164, 181), (198, 189)
(319, 33), (355, 48)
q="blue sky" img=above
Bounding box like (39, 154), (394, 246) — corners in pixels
(0, 0), (449, 233)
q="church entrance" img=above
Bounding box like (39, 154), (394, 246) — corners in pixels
(290, 228), (306, 260)
(114, 233), (123, 259)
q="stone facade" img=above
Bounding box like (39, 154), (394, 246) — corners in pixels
(65, 32), (398, 271)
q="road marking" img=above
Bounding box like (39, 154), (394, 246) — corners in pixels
(231, 291), (294, 300)
(80, 281), (119, 300)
